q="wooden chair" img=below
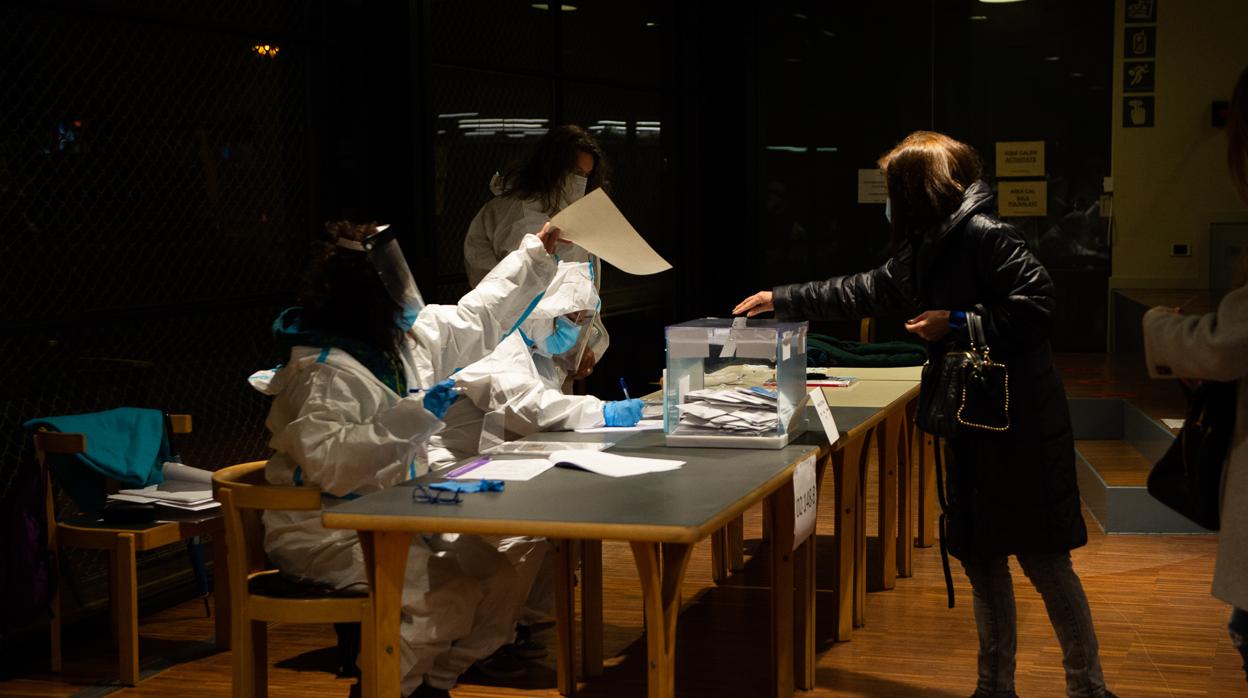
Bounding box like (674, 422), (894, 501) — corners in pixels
(212, 461), (374, 698)
(33, 414), (228, 686)
(859, 317), (877, 344)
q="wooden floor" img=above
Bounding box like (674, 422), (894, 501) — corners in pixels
(3, 355), (1243, 697)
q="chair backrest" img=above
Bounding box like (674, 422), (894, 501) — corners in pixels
(212, 461), (323, 583)
(32, 412), (193, 525)
(859, 317), (877, 344)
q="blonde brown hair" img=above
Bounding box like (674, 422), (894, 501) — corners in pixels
(877, 131), (982, 234)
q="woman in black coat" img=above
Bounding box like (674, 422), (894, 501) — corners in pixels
(734, 132), (1113, 698)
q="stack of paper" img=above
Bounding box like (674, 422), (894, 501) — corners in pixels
(675, 386), (779, 437)
(550, 450), (684, 478)
(108, 461), (220, 512)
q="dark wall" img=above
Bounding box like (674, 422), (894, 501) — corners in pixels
(0, 0), (1114, 623)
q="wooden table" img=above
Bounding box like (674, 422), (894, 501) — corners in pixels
(813, 381), (920, 630)
(322, 431), (820, 698)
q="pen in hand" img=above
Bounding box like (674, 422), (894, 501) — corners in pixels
(619, 377), (631, 400)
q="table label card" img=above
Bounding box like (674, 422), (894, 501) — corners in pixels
(793, 453), (818, 551)
(810, 387), (840, 445)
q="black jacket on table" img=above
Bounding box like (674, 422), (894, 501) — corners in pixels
(773, 180), (1087, 559)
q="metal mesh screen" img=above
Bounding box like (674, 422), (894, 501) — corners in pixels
(0, 2), (315, 614)
(428, 66), (554, 300)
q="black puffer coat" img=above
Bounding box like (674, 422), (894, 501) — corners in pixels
(773, 181), (1086, 560)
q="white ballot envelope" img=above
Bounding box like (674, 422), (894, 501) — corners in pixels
(550, 188), (672, 275)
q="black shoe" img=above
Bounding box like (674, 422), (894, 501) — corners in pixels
(510, 625), (548, 660)
(407, 684), (451, 698)
(473, 645), (527, 680)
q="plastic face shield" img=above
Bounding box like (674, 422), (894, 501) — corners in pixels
(533, 308), (595, 373)
(338, 224), (426, 328)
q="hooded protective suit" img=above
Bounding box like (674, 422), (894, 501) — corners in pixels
(427, 261), (605, 469)
(463, 174), (609, 364)
(255, 233), (555, 693)
(426, 261), (603, 627)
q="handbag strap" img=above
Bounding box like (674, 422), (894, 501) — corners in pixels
(966, 312), (988, 352)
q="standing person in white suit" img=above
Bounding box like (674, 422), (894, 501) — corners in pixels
(252, 220), (562, 697)
(463, 124), (611, 380)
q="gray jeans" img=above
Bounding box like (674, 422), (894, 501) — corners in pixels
(961, 552), (1108, 697)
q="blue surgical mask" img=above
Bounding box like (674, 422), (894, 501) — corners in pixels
(542, 315), (582, 355)
(884, 197), (892, 224)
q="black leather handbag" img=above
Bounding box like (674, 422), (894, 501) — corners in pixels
(916, 313), (1010, 437)
(1146, 380), (1235, 531)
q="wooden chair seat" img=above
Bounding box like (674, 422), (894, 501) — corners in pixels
(214, 460), (374, 697)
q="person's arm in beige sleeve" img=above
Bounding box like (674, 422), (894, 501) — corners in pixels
(1142, 284), (1248, 381)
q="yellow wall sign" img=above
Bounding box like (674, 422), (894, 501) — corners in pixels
(995, 141), (1045, 177)
(999, 181), (1048, 218)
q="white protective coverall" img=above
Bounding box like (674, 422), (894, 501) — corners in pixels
(254, 233), (555, 693)
(426, 261), (604, 626)
(462, 174), (609, 363)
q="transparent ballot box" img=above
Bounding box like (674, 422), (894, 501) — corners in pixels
(663, 318), (809, 449)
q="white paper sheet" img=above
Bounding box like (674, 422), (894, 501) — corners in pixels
(549, 189), (672, 275)
(484, 440), (611, 455)
(573, 419), (664, 434)
(162, 461), (213, 484)
(549, 449), (684, 478)
(1161, 418), (1184, 429)
(450, 458), (554, 481)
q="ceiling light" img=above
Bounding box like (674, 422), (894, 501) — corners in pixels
(969, 15), (988, 20)
(1043, 55), (1061, 62)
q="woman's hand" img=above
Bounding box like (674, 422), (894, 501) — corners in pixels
(733, 291), (774, 317)
(535, 222), (562, 255)
(905, 310), (952, 342)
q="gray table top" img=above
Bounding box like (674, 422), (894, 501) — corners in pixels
(321, 405), (882, 543)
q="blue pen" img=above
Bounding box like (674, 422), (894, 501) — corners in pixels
(619, 377), (631, 400)
(446, 455), (491, 479)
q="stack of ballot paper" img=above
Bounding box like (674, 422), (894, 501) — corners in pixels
(675, 386), (779, 437)
(108, 461), (220, 512)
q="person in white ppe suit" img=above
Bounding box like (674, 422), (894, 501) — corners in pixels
(425, 261), (643, 657)
(462, 124), (611, 380)
(252, 220), (561, 698)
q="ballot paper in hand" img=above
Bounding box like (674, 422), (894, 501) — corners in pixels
(550, 450), (684, 478)
(549, 189), (672, 275)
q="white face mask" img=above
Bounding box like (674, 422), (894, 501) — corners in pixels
(561, 174), (588, 207)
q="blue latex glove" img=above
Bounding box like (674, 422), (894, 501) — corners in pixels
(603, 398), (644, 427)
(429, 479), (504, 494)
(421, 379), (459, 419)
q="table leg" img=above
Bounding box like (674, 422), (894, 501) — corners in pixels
(897, 401), (916, 577)
(727, 516), (745, 572)
(553, 538), (578, 695)
(630, 541), (693, 698)
(855, 430), (872, 628)
(830, 437), (861, 642)
(580, 539), (604, 679)
(874, 415), (901, 591)
(710, 527), (729, 583)
(767, 480), (796, 698)
(359, 530), (411, 698)
(917, 431), (938, 548)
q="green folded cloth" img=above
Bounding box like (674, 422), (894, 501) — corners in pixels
(807, 334), (927, 368)
(25, 407), (170, 511)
